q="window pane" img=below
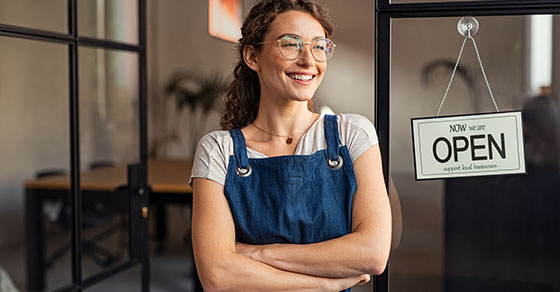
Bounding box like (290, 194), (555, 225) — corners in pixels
(0, 36), (70, 290)
(78, 0), (139, 44)
(78, 47), (139, 278)
(0, 0), (67, 33)
(389, 15), (560, 291)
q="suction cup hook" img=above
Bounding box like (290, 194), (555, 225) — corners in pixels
(457, 16), (479, 38)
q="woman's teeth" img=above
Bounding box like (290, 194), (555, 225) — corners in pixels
(288, 74), (313, 81)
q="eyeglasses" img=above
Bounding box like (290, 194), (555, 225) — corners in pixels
(257, 35), (336, 62)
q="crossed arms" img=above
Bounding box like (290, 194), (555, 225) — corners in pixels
(191, 145), (392, 292)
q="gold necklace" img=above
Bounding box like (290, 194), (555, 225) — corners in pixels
(252, 113), (316, 144)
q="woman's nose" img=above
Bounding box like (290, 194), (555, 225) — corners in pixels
(297, 43), (315, 66)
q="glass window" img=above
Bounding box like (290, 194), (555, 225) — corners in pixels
(389, 15), (560, 291)
(0, 0), (67, 33)
(0, 36), (70, 291)
(78, 46), (139, 278)
(78, 0), (139, 45)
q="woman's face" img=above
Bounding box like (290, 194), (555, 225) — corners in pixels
(252, 10), (328, 104)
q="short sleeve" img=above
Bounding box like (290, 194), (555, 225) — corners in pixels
(339, 113), (379, 162)
(189, 131), (230, 186)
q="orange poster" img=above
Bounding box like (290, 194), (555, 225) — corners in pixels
(209, 0), (242, 43)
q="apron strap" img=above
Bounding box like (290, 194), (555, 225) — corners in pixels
(324, 115), (341, 161)
(229, 129), (250, 169)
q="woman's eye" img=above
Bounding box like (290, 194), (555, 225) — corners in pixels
(282, 42), (299, 48)
(313, 45), (326, 51)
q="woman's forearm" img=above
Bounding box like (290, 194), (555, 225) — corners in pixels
(196, 249), (369, 292)
(236, 230), (388, 278)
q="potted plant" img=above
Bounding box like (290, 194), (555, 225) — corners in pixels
(150, 70), (228, 158)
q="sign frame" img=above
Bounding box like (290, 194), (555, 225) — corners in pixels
(411, 111), (527, 181)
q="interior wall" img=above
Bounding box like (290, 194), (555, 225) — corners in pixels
(147, 0), (375, 159)
(316, 0), (375, 119)
(147, 0), (241, 159)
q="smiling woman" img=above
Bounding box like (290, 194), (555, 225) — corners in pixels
(190, 1), (392, 291)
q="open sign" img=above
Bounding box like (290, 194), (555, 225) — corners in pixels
(411, 111), (526, 180)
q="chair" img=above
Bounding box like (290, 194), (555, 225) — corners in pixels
(38, 162), (125, 269)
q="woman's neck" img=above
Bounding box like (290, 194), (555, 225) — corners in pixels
(252, 101), (315, 136)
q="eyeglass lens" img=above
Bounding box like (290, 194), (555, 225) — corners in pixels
(278, 35), (334, 61)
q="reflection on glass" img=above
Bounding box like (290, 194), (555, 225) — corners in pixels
(0, 36), (70, 290)
(0, 0), (66, 32)
(530, 15), (553, 94)
(79, 47), (139, 278)
(78, 0), (139, 44)
(389, 15), (559, 292)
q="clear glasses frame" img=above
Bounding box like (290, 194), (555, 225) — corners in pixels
(257, 35), (336, 62)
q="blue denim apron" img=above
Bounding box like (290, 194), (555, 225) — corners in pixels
(225, 115), (357, 291)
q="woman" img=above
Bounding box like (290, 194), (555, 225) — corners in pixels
(190, 0), (391, 291)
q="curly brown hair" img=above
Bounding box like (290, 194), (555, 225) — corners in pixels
(220, 0), (334, 130)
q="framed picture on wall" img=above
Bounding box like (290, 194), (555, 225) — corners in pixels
(208, 0), (243, 43)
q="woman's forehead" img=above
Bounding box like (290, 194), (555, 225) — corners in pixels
(266, 10), (326, 40)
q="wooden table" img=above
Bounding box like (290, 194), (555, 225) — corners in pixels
(25, 159), (193, 193)
(25, 159), (199, 291)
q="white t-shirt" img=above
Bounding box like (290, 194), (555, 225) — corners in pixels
(190, 113), (379, 186)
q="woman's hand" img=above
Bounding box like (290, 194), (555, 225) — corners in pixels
(325, 274), (371, 291)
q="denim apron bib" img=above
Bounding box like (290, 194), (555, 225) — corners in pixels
(225, 115), (357, 291)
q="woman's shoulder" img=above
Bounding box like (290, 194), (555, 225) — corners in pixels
(334, 113), (377, 137)
(316, 112), (376, 136)
(195, 130), (235, 159)
(331, 113), (379, 161)
(198, 130), (232, 146)
(200, 129), (231, 140)
(191, 130), (233, 187)
(336, 113), (374, 128)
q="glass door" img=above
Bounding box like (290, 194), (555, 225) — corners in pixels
(376, 2), (560, 292)
(0, 0), (148, 291)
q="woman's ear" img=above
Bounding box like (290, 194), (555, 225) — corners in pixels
(243, 45), (260, 72)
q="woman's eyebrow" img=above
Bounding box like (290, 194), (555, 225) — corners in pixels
(275, 33), (326, 40)
(275, 33), (300, 39)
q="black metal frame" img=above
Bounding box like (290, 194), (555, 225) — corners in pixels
(375, 0), (560, 291)
(1, 0), (148, 291)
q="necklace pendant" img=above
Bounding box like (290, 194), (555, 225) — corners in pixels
(286, 137), (293, 144)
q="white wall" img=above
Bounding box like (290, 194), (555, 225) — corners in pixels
(316, 0), (375, 119)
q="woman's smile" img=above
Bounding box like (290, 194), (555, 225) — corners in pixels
(285, 71), (317, 83)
